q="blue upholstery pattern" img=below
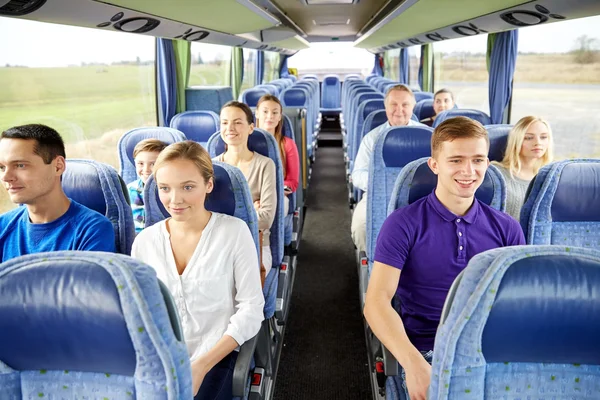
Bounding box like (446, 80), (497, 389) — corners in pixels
(186, 86), (234, 114)
(484, 124), (511, 162)
(255, 84), (279, 97)
(351, 99), (385, 164)
(429, 245), (600, 399)
(321, 74), (341, 112)
(281, 87), (314, 157)
(63, 159), (135, 255)
(414, 99), (434, 121)
(366, 126), (434, 269)
(414, 92), (434, 102)
(433, 109), (492, 128)
(0, 251), (192, 399)
(117, 127), (187, 184)
(169, 111), (219, 147)
(520, 159), (600, 246)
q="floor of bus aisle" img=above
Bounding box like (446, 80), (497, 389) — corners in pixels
(273, 129), (371, 400)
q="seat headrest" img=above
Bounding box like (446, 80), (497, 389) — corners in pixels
(381, 126), (434, 168)
(414, 92), (434, 102)
(406, 162), (498, 206)
(414, 99), (434, 121)
(169, 111), (219, 144)
(282, 88), (308, 106)
(552, 162), (600, 222)
(357, 92), (384, 103)
(63, 161), (107, 215)
(323, 75), (340, 85)
(205, 164), (236, 215)
(242, 88), (270, 107)
(485, 124), (511, 162)
(482, 252), (600, 365)
(433, 109), (492, 128)
(185, 86), (234, 115)
(0, 253), (136, 375)
(211, 129), (270, 159)
(360, 99), (385, 120)
(363, 110), (388, 134)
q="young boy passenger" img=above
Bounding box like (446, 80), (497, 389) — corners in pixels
(364, 117), (525, 400)
(127, 139), (168, 233)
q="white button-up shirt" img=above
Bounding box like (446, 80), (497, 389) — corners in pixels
(351, 119), (426, 192)
(132, 212), (264, 361)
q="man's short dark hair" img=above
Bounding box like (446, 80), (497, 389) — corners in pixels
(1, 124), (66, 164)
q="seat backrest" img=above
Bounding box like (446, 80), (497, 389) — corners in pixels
(62, 159), (135, 255)
(520, 159), (600, 245)
(414, 99), (434, 121)
(348, 90), (381, 136)
(366, 126), (434, 264)
(351, 99), (385, 162)
(414, 91), (434, 102)
(389, 157), (506, 214)
(321, 74), (341, 109)
(169, 111), (219, 147)
(433, 109), (492, 128)
(240, 87), (270, 107)
(360, 110), (388, 146)
(207, 129), (285, 267)
(484, 124), (512, 162)
(185, 86), (234, 114)
(430, 245), (600, 400)
(344, 74), (362, 80)
(117, 127), (187, 184)
(0, 251), (192, 399)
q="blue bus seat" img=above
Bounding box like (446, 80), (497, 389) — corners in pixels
(484, 124), (512, 162)
(186, 86), (234, 115)
(240, 87), (270, 107)
(0, 251), (192, 399)
(207, 129), (287, 321)
(414, 91), (434, 102)
(428, 245), (600, 399)
(520, 159), (600, 245)
(321, 74), (342, 115)
(255, 84), (279, 97)
(282, 87), (315, 158)
(414, 99), (434, 121)
(344, 74), (362, 80)
(169, 110), (219, 148)
(117, 127), (187, 184)
(63, 159), (135, 255)
(433, 109), (492, 128)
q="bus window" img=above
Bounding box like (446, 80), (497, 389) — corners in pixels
(263, 51), (279, 83)
(384, 49), (400, 81)
(241, 48), (257, 92)
(0, 17), (155, 214)
(288, 42), (371, 79)
(190, 42), (232, 86)
(408, 46), (421, 89)
(512, 15), (600, 159)
(433, 34), (489, 112)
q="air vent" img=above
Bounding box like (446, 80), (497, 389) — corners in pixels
(0, 0), (46, 16)
(312, 17), (350, 26)
(302, 0), (358, 4)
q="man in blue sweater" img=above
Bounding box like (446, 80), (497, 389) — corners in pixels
(0, 124), (115, 262)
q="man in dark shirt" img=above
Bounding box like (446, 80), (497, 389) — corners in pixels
(364, 117), (525, 400)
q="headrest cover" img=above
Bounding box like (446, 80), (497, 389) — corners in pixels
(62, 161), (107, 215)
(552, 162), (600, 222)
(212, 129), (270, 159)
(485, 124), (511, 162)
(381, 126), (434, 168)
(0, 259), (136, 375)
(205, 165), (236, 215)
(482, 254), (600, 364)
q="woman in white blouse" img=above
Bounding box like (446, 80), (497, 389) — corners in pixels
(131, 141), (264, 400)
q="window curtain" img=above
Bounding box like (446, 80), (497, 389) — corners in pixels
(487, 30), (519, 124)
(156, 38), (177, 126)
(173, 39), (191, 114)
(399, 48), (409, 85)
(256, 50), (265, 84)
(418, 44), (433, 92)
(279, 54), (289, 77)
(371, 53), (383, 76)
(231, 47), (244, 100)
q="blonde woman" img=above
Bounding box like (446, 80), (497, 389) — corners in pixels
(493, 116), (554, 221)
(131, 141), (264, 400)
(255, 94), (299, 215)
(215, 101), (277, 279)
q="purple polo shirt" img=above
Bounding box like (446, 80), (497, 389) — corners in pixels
(374, 191), (525, 351)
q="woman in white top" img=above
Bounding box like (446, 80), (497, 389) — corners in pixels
(131, 141), (264, 400)
(493, 116), (554, 221)
(215, 101), (277, 280)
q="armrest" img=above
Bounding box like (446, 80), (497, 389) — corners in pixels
(383, 344), (399, 376)
(358, 250), (368, 307)
(275, 255), (291, 323)
(232, 334), (259, 397)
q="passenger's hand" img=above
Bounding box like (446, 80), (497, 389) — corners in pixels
(284, 188), (292, 195)
(405, 359), (431, 400)
(253, 200), (261, 211)
(191, 357), (210, 396)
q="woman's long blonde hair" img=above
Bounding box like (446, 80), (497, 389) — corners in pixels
(256, 95), (287, 176)
(497, 116), (554, 177)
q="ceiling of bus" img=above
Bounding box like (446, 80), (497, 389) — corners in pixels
(101, 0), (276, 34)
(354, 0), (527, 49)
(272, 0), (389, 39)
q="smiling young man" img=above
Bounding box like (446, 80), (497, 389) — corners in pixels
(0, 124), (115, 262)
(364, 117), (525, 400)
